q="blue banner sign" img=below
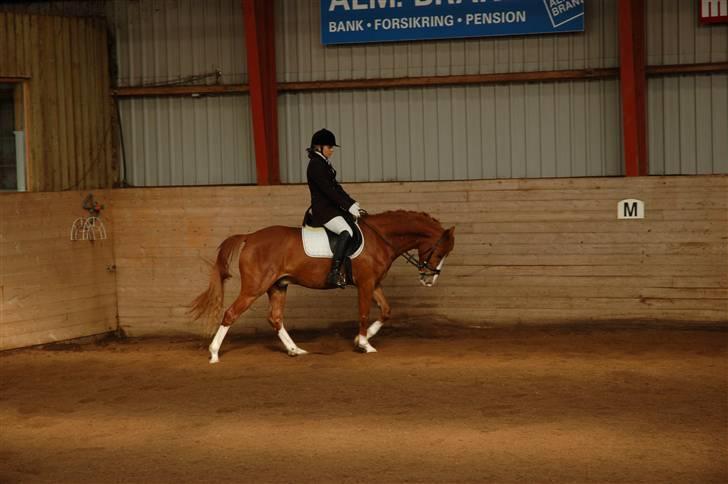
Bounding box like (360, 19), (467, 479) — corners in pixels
(321, 0), (584, 45)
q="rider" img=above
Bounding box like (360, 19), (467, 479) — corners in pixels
(305, 128), (364, 288)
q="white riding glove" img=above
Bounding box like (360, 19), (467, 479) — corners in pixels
(349, 202), (362, 219)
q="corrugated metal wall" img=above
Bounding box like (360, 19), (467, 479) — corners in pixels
(279, 81), (624, 183)
(119, 96), (255, 186)
(103, 0), (727, 186)
(645, 0), (728, 175)
(108, 0), (247, 87)
(107, 0), (255, 186)
(277, 0), (624, 183)
(648, 74), (728, 175)
(646, 0), (728, 65)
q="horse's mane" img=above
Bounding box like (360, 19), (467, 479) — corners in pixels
(367, 210), (442, 228)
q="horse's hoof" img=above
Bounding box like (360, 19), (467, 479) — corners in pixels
(354, 335), (377, 353)
(355, 343), (378, 353)
(287, 347), (308, 357)
(209, 355), (219, 364)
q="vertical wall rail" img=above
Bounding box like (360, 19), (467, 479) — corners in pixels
(243, 0), (280, 185)
(619, 0), (648, 176)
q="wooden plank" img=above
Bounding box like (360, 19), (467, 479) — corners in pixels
(62, 16), (77, 191)
(1, 313), (116, 351)
(42, 16), (61, 191)
(7, 12), (18, 75)
(99, 18), (114, 188)
(21, 15), (31, 78)
(113, 84), (250, 97)
(78, 20), (92, 190)
(56, 16), (70, 190)
(0, 13), (8, 76)
(2, 294), (117, 327)
(86, 19), (100, 190)
(69, 19), (82, 190)
(13, 13), (24, 75)
(27, 14), (41, 191)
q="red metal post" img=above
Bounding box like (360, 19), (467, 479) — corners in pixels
(243, 0), (280, 185)
(263, 0), (280, 184)
(633, 0), (648, 176)
(618, 0), (648, 176)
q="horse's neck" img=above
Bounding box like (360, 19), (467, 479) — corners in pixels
(369, 213), (440, 255)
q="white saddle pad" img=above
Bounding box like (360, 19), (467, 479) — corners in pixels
(301, 225), (365, 259)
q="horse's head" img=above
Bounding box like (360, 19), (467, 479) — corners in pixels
(417, 226), (455, 287)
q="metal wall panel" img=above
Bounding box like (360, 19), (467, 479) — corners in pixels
(107, 0), (256, 186)
(119, 96), (256, 186)
(646, 0), (728, 65)
(108, 0), (247, 87)
(100, 0), (728, 184)
(279, 80), (623, 183)
(276, 0), (620, 82)
(649, 74), (728, 175)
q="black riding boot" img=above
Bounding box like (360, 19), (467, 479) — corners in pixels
(326, 231), (351, 288)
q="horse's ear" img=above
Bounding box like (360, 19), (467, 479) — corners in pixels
(446, 226), (455, 238)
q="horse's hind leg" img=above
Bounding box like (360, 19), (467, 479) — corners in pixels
(209, 294), (257, 364)
(268, 285), (307, 357)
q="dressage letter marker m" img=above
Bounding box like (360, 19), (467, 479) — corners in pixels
(618, 199), (645, 219)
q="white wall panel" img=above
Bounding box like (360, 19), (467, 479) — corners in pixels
(279, 80), (623, 183)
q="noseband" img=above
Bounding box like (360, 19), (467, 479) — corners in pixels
(359, 218), (447, 277)
(399, 231), (447, 277)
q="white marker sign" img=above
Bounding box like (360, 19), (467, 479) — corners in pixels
(618, 199), (645, 219)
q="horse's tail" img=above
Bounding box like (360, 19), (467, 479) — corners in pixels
(188, 234), (248, 333)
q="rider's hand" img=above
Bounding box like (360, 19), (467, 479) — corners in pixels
(349, 202), (362, 219)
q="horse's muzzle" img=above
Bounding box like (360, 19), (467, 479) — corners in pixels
(418, 257), (447, 287)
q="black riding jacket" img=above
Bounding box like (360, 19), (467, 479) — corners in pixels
(305, 151), (356, 227)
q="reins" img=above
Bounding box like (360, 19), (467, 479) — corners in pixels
(357, 215), (445, 277)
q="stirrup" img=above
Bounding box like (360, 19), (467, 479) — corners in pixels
(326, 269), (346, 288)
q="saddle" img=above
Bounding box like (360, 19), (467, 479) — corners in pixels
(301, 218), (365, 259)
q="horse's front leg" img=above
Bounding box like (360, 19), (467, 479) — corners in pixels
(355, 281), (377, 353)
(366, 285), (391, 342)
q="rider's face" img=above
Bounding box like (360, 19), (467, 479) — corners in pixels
(323, 146), (335, 158)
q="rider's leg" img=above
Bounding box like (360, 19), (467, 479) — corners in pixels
(324, 216), (353, 288)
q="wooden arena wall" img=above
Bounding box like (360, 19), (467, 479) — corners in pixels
(110, 175), (728, 337)
(1, 176), (725, 349)
(0, 191), (117, 351)
(0, 12), (115, 191)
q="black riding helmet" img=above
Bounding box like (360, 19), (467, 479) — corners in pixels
(310, 128), (340, 147)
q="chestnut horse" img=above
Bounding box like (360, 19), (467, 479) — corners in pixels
(189, 210), (455, 362)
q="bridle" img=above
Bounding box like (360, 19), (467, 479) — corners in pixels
(358, 216), (447, 278)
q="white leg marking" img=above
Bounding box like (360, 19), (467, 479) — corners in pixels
(354, 334), (377, 353)
(209, 325), (229, 364)
(367, 320), (383, 340)
(278, 326), (308, 357)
